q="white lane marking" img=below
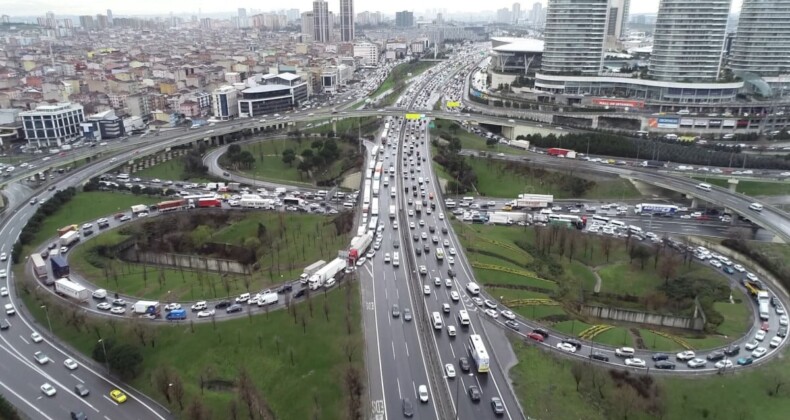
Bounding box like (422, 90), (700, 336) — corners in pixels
(397, 377), (402, 400)
(103, 395), (119, 406)
(392, 341), (397, 360)
(0, 378), (55, 420)
(368, 264), (388, 417)
(71, 373), (85, 383)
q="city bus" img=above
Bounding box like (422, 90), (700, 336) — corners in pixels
(547, 214), (586, 229)
(468, 334), (490, 373)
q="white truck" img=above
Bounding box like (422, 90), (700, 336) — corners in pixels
(257, 292), (279, 307)
(131, 204), (148, 215)
(509, 194), (554, 210)
(389, 204), (397, 219)
(240, 194), (273, 209)
(59, 230), (80, 247)
(133, 300), (161, 316)
(489, 211), (530, 225)
(308, 258), (347, 290)
(54, 279), (90, 301)
(300, 260), (327, 284)
(758, 291), (771, 321)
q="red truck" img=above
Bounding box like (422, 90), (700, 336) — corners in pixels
(546, 148), (577, 158)
(157, 199), (187, 212)
(197, 198), (221, 208)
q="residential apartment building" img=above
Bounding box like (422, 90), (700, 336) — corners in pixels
(541, 0), (609, 75)
(212, 85), (239, 120)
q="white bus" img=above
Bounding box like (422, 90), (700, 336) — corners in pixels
(116, 173), (130, 181)
(371, 201), (379, 216)
(431, 311), (443, 330)
(468, 334), (490, 373)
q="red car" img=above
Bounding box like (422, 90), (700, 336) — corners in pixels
(527, 332), (544, 342)
(761, 322), (769, 331)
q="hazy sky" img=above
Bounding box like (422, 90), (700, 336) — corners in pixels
(7, 0), (742, 17)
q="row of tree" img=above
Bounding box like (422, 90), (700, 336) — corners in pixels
(225, 144), (256, 170)
(432, 135), (479, 194)
(13, 187), (77, 264)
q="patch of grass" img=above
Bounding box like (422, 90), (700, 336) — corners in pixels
(693, 176), (790, 196)
(636, 329), (683, 351)
(714, 288), (753, 338)
(592, 326), (633, 348)
(21, 282), (363, 420)
(132, 157), (216, 184)
(552, 320), (592, 336)
(430, 119), (530, 156)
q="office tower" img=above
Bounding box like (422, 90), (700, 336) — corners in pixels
(396, 11), (414, 28)
(541, 0), (609, 75)
(79, 15), (94, 29)
(302, 12), (315, 41)
(238, 8), (248, 28)
(96, 14), (108, 29)
(607, 0), (629, 38)
(20, 103), (85, 148)
(287, 9), (300, 21)
(313, 1), (330, 42)
(649, 0), (731, 82)
(340, 0), (355, 42)
(512, 3), (521, 23)
(730, 0), (790, 77)
(106, 9), (113, 26)
(212, 86), (238, 121)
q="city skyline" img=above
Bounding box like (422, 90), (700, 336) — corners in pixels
(2, 0), (744, 18)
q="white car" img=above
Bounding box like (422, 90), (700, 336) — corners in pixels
(755, 330), (766, 341)
(30, 332), (43, 343)
(687, 358), (707, 368)
(0, 287), (7, 297)
(110, 306), (126, 315)
(97, 302), (112, 310)
(41, 383), (57, 397)
(164, 303), (181, 311)
(191, 301), (207, 311)
(500, 310), (516, 320)
(714, 359), (733, 369)
(449, 248), (456, 256)
(445, 278), (453, 288)
(447, 325), (456, 337)
(447, 256), (455, 265)
(33, 351), (50, 364)
(0, 269), (6, 278)
(746, 272), (759, 282)
(356, 257), (367, 267)
(676, 351), (696, 361)
(64, 358), (78, 370)
(752, 347), (768, 358)
(733, 264), (745, 272)
(708, 259), (722, 268)
(439, 213), (445, 220)
(418, 384), (429, 402)
(624, 358), (646, 368)
(780, 315), (788, 326)
(745, 340), (760, 350)
(450, 291), (460, 301)
(0, 253), (6, 261)
(197, 309), (216, 318)
(484, 308), (498, 318)
(770, 336), (783, 348)
(556, 342), (577, 353)
(445, 363), (456, 378)
(384, 253), (391, 263)
(423, 285), (431, 295)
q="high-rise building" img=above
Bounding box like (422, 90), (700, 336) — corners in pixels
(541, 0), (609, 75)
(212, 86), (239, 121)
(238, 8), (249, 28)
(512, 3), (521, 23)
(287, 9), (300, 22)
(530, 2), (544, 25)
(79, 15), (94, 29)
(301, 12), (315, 42)
(340, 0), (355, 42)
(606, 0), (629, 38)
(106, 9), (113, 26)
(730, 0), (790, 77)
(497, 8), (512, 23)
(649, 0), (731, 82)
(396, 11), (414, 28)
(353, 42), (380, 65)
(313, 1), (331, 43)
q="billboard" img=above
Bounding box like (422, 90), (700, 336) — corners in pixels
(680, 118), (694, 127)
(446, 101), (461, 108)
(708, 119), (722, 127)
(592, 98), (645, 109)
(722, 119), (736, 128)
(648, 117), (679, 129)
(405, 113), (422, 120)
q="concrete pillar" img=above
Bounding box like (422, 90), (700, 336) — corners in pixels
(690, 198), (699, 208)
(728, 178), (739, 193)
(591, 115), (599, 129)
(332, 120), (338, 134)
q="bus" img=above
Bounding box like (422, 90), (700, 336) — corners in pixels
(547, 214), (586, 229)
(635, 203), (678, 215)
(468, 334), (490, 373)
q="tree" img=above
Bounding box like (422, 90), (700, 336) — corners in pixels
(600, 236), (613, 263)
(658, 253), (679, 285)
(185, 398), (211, 420)
(170, 372), (186, 410)
(282, 148), (296, 167)
(0, 394), (21, 420)
(92, 337), (116, 363)
(107, 343), (144, 380)
(630, 245), (652, 270)
(153, 366), (173, 403)
(570, 363), (585, 391)
(191, 225), (212, 247)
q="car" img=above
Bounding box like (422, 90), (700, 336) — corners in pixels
(745, 340), (760, 350)
(687, 358), (707, 368)
(418, 384), (429, 402)
(484, 308), (498, 318)
(384, 253), (391, 263)
(450, 291), (460, 301)
(445, 278), (453, 288)
(447, 325), (456, 337)
(214, 300), (232, 309)
(434, 277), (442, 287)
(755, 330), (767, 341)
(780, 327), (789, 338)
(715, 359), (734, 369)
(197, 309), (216, 318)
(781, 315), (789, 326)
(403, 308), (412, 321)
(402, 398), (414, 418)
(654, 361), (676, 370)
(615, 347), (635, 358)
(30, 332), (43, 343)
(752, 347), (768, 358)
(97, 302), (112, 310)
(442, 303), (451, 313)
(484, 299), (497, 310)
(63, 358), (79, 370)
(723, 266), (735, 274)
(0, 253), (6, 262)
(491, 397), (505, 415)
(624, 358), (646, 368)
(74, 383), (90, 397)
(676, 350), (696, 361)
(445, 363), (456, 378)
(110, 306), (125, 315)
(777, 306), (786, 315)
(34, 351), (50, 364)
(459, 357), (471, 372)
(737, 357), (754, 366)
(164, 302), (181, 311)
(0, 287), (7, 297)
(589, 352), (610, 362)
(0, 269), (6, 278)
(652, 353), (669, 361)
(41, 383), (56, 397)
(468, 385), (481, 402)
(527, 332), (544, 342)
(0, 319), (9, 330)
(500, 310), (516, 320)
(392, 304), (400, 318)
(733, 264), (745, 272)
(770, 336), (783, 348)
(706, 351), (725, 362)
(556, 342), (577, 353)
(724, 345), (741, 356)
(110, 389), (127, 403)
(112, 298), (127, 307)
(504, 319), (520, 330)
(226, 304), (243, 313)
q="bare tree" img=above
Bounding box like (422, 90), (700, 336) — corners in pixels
(185, 398), (210, 420)
(153, 367), (172, 404)
(228, 399), (239, 420)
(601, 236), (613, 263)
(345, 365), (364, 420)
(170, 373), (186, 410)
(570, 362), (585, 391)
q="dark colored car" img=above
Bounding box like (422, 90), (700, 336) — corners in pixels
(74, 383), (90, 397)
(505, 320), (519, 330)
(214, 300), (232, 309)
(393, 241), (400, 249)
(447, 269), (456, 278)
(527, 332), (544, 342)
(442, 227), (448, 234)
(706, 351), (725, 362)
(293, 289), (306, 299)
(415, 247), (422, 256)
(737, 357), (753, 366)
(423, 244), (430, 253)
(724, 345), (741, 357)
(651, 353), (669, 362)
(0, 319), (10, 330)
(563, 339), (582, 350)
(589, 352), (609, 362)
(413, 234), (419, 242)
(429, 225), (436, 233)
(459, 357), (471, 372)
(402, 398), (414, 417)
(226, 304), (243, 313)
(532, 328), (550, 339)
(778, 327), (788, 338)
(491, 397), (505, 415)
(654, 361), (676, 370)
(468, 386), (481, 402)
(71, 412), (88, 420)
(277, 284), (293, 294)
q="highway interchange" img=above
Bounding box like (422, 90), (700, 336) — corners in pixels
(0, 44), (789, 419)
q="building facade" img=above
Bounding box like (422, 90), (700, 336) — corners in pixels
(648, 0), (731, 82)
(20, 102), (85, 148)
(730, 0), (790, 78)
(313, 1), (331, 43)
(212, 85), (239, 121)
(396, 11), (414, 28)
(541, 0), (609, 75)
(353, 42), (380, 66)
(606, 0), (630, 45)
(301, 12), (315, 42)
(238, 74), (308, 118)
(340, 0), (355, 42)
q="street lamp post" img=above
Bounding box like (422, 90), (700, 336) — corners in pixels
(40, 305), (52, 335)
(98, 338), (110, 373)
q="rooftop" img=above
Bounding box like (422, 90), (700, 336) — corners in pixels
(242, 84), (292, 94)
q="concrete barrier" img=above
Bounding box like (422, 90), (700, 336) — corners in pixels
(581, 304), (705, 331)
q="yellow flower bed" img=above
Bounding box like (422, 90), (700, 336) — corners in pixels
(578, 324), (614, 340)
(471, 262), (555, 284)
(649, 329), (693, 350)
(502, 298), (559, 307)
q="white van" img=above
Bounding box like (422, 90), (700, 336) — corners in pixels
(696, 183), (712, 192)
(116, 173), (130, 181)
(393, 252), (400, 267)
(628, 225), (643, 234)
(383, 176), (390, 186)
(592, 215), (610, 224)
(466, 282), (480, 295)
(431, 311), (443, 330)
(390, 188), (396, 198)
(458, 309), (470, 326)
(418, 177), (424, 185)
(609, 220), (626, 229)
(749, 202), (764, 212)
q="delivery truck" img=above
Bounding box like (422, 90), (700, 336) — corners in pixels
(348, 232), (374, 262)
(59, 230), (80, 247)
(131, 204), (149, 215)
(166, 309), (187, 320)
(50, 255), (69, 279)
(57, 224), (78, 237)
(308, 258), (347, 290)
(133, 300), (161, 316)
(31, 253), (48, 279)
(157, 199), (188, 212)
(196, 198), (221, 208)
(54, 278), (90, 301)
(256, 292), (279, 307)
(300, 260), (326, 284)
(389, 204), (397, 219)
